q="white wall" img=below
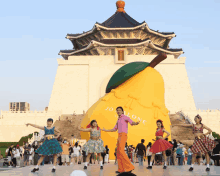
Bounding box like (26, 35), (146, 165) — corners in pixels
(0, 110), (61, 142)
(48, 62), (89, 114)
(48, 55), (196, 114)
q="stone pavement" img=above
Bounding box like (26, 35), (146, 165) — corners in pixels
(0, 161), (220, 176)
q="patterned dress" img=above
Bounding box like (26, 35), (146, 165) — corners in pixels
(82, 129), (105, 154)
(35, 126), (63, 155)
(191, 124), (216, 154)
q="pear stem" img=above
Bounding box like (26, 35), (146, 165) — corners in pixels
(149, 52), (167, 68)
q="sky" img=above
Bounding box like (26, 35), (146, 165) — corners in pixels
(0, 0), (220, 111)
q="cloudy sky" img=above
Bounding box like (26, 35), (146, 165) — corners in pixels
(0, 0), (220, 111)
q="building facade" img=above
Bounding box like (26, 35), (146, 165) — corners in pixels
(48, 0), (196, 114)
(9, 102), (30, 111)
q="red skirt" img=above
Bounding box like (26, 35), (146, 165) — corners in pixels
(150, 139), (173, 154)
(191, 136), (216, 154)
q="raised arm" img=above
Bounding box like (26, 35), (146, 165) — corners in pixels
(26, 123), (44, 130)
(203, 124), (212, 136)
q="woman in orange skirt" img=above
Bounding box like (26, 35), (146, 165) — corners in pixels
(147, 119), (173, 169)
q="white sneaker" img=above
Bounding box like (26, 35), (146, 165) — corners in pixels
(8, 166), (12, 167)
(16, 166), (20, 168)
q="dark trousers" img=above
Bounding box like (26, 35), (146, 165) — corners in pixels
(83, 155), (87, 163)
(148, 156), (151, 165)
(101, 153), (106, 165)
(12, 158), (16, 166)
(170, 155), (174, 165)
(177, 155), (184, 165)
(211, 155), (220, 166)
(34, 153), (38, 165)
(90, 153), (94, 164)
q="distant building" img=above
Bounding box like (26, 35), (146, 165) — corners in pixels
(9, 102), (30, 111)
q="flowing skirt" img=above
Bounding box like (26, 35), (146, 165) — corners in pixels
(82, 138), (105, 154)
(35, 139), (63, 155)
(191, 136), (216, 154)
(150, 139), (173, 154)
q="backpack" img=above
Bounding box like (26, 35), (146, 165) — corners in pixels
(176, 148), (183, 157)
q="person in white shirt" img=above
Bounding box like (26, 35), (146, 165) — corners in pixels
(29, 145), (34, 165)
(78, 145), (82, 164)
(14, 145), (21, 167)
(72, 142), (80, 165)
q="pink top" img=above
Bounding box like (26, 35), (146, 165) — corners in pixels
(112, 114), (134, 134)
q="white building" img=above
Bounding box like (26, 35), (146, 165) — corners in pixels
(48, 0), (196, 115)
(1, 1), (219, 142)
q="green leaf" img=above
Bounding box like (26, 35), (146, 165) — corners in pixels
(106, 62), (149, 93)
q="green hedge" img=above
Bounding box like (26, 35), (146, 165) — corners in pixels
(0, 147), (8, 158)
(0, 131), (38, 148)
(212, 132), (220, 139)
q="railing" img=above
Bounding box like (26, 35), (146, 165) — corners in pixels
(176, 111), (193, 124)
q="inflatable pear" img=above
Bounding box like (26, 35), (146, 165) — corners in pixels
(80, 52), (171, 160)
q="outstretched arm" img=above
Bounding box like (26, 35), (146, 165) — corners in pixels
(102, 128), (117, 132)
(173, 124), (193, 127)
(131, 121), (140, 126)
(26, 123), (44, 130)
(101, 121), (118, 132)
(78, 126), (92, 132)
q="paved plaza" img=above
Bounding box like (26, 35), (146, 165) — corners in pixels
(0, 161), (220, 176)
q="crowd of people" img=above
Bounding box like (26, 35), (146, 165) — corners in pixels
(3, 137), (111, 168)
(116, 139), (220, 168)
(3, 137), (220, 169)
(2, 105), (220, 175)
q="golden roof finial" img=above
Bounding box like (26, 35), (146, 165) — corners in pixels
(116, 0), (125, 13)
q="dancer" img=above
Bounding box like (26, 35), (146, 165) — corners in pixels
(147, 119), (173, 169)
(174, 114), (215, 171)
(26, 118), (63, 173)
(102, 106), (140, 174)
(78, 120), (105, 170)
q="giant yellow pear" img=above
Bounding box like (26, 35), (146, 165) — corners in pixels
(80, 53), (171, 160)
